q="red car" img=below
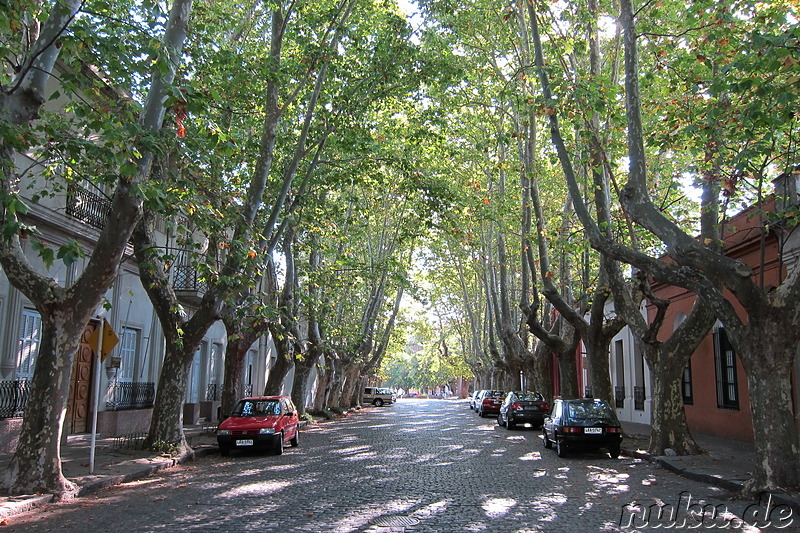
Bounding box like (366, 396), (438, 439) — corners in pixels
(476, 390), (505, 417)
(217, 396), (300, 456)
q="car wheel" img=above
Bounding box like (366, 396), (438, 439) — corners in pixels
(497, 413), (505, 427)
(542, 429), (552, 449)
(220, 445), (230, 457)
(506, 415), (516, 429)
(290, 428), (299, 447)
(274, 433), (284, 455)
(479, 408), (486, 418)
(608, 445), (620, 459)
(374, 398), (384, 407)
(556, 438), (567, 458)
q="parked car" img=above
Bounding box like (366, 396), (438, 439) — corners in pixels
(217, 396), (300, 456)
(542, 398), (622, 458)
(469, 390), (485, 410)
(363, 387), (396, 406)
(497, 391), (549, 429)
(475, 390), (505, 417)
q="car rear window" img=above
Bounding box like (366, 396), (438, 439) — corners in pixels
(233, 400), (281, 416)
(567, 401), (615, 420)
(487, 391), (505, 398)
(516, 392), (544, 401)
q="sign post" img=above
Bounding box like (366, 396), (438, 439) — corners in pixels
(87, 317), (119, 474)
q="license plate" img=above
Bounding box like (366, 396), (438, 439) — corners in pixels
(236, 439), (254, 446)
(584, 428), (603, 434)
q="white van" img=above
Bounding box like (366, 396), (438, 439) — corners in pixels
(363, 387), (396, 406)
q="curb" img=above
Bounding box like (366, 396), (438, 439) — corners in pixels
(0, 494), (52, 521)
(0, 446), (218, 521)
(622, 447), (800, 514)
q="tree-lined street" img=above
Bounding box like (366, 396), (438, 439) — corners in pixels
(2, 400), (772, 532)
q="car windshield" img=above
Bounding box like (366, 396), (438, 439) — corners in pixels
(232, 400), (281, 417)
(515, 392), (544, 401)
(567, 401), (616, 421)
(377, 388), (392, 394)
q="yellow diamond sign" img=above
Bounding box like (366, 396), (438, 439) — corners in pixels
(87, 318), (120, 361)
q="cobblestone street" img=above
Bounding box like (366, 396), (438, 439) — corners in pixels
(2, 399), (784, 532)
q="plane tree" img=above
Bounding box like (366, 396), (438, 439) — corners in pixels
(0, 0), (191, 496)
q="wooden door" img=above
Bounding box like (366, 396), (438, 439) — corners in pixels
(67, 322), (95, 434)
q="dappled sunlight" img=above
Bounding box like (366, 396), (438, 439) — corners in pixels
(505, 435), (527, 441)
(482, 497), (517, 518)
(587, 465), (630, 495)
(117, 477), (162, 489)
(332, 445), (372, 455)
(342, 451), (379, 461)
(326, 498), (419, 532)
(217, 479), (291, 498)
(519, 450), (542, 461)
(554, 466), (570, 479)
(530, 469), (547, 477)
(364, 423), (396, 429)
(262, 463), (299, 472)
(411, 499), (451, 519)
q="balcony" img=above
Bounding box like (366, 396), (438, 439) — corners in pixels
(172, 264), (208, 306)
(66, 184), (111, 229)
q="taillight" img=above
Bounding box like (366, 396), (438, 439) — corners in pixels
(606, 427), (621, 433)
(512, 402), (522, 410)
(562, 427), (582, 434)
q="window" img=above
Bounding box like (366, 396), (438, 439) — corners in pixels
(186, 345), (203, 403)
(17, 309), (42, 379)
(682, 361), (693, 405)
(118, 327), (140, 382)
(714, 328), (739, 410)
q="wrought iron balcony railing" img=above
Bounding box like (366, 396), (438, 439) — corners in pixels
(66, 184), (112, 229)
(172, 265), (208, 294)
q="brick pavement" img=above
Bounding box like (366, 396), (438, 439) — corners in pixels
(2, 399), (798, 531)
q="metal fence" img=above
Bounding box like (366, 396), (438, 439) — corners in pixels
(106, 381), (156, 411)
(634, 385), (646, 411)
(614, 386), (626, 408)
(206, 383), (218, 401)
(172, 265), (208, 293)
(66, 184), (112, 229)
(0, 380), (29, 418)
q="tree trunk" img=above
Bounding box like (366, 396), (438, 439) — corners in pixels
(584, 334), (615, 407)
(264, 350), (293, 396)
(313, 355), (333, 410)
(340, 364), (361, 409)
(0, 312), (86, 497)
(646, 351), (702, 455)
(145, 343), (195, 452)
(291, 357), (316, 415)
(219, 332), (248, 419)
(739, 333), (800, 492)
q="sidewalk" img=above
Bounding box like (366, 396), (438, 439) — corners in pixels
(0, 424), (219, 521)
(1, 420), (799, 521)
(621, 421), (800, 513)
